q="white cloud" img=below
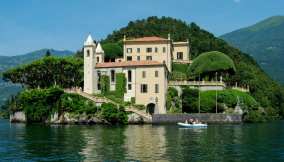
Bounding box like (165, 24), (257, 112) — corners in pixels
(234, 0), (241, 3)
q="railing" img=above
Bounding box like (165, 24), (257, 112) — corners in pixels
(169, 80), (226, 87)
(172, 60), (192, 64)
(231, 87), (250, 92)
(169, 81), (250, 92)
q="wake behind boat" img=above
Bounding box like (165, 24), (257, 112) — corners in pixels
(177, 121), (208, 128)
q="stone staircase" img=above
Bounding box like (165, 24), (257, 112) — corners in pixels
(64, 88), (152, 122)
(124, 106), (152, 122)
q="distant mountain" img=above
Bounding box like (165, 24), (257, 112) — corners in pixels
(0, 49), (73, 106)
(0, 49), (73, 72)
(221, 16), (284, 84)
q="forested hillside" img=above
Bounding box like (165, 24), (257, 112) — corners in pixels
(221, 16), (284, 83)
(103, 16), (284, 116)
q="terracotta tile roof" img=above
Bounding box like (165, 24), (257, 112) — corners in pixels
(125, 36), (168, 42)
(96, 60), (164, 68)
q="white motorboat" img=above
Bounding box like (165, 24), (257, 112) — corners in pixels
(177, 122), (207, 128)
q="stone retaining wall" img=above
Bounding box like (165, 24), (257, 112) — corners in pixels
(152, 113), (242, 124)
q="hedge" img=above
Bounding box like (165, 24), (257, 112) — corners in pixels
(188, 51), (236, 77)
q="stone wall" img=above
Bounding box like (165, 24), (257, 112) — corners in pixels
(152, 113), (242, 124)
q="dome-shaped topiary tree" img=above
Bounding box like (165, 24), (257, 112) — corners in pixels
(188, 51), (236, 80)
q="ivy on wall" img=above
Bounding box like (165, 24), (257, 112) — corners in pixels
(100, 75), (110, 95)
(115, 73), (126, 98)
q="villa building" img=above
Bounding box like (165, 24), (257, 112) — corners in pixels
(83, 34), (190, 114)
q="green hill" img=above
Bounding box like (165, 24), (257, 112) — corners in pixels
(221, 16), (284, 84)
(104, 16), (284, 116)
(0, 49), (73, 106)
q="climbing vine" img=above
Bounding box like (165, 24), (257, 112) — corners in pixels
(100, 75), (110, 95)
(115, 73), (126, 98)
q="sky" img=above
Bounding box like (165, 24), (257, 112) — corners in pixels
(0, 0), (283, 56)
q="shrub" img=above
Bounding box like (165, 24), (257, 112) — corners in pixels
(243, 110), (266, 123)
(181, 87), (199, 113)
(100, 103), (128, 124)
(188, 51), (236, 78)
(59, 93), (97, 114)
(18, 87), (64, 122)
(166, 87), (182, 113)
(170, 71), (187, 81)
(181, 88), (258, 113)
(134, 104), (146, 110)
(172, 63), (189, 74)
(131, 97), (135, 105)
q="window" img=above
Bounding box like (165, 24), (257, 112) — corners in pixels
(128, 70), (132, 82)
(111, 70), (115, 82)
(127, 56), (132, 61)
(177, 52), (183, 60)
(127, 48), (132, 53)
(140, 84), (148, 93)
(137, 56), (140, 61)
(142, 71), (146, 78)
(146, 48), (152, 53)
(137, 48), (140, 53)
(163, 47), (166, 53)
(96, 57), (100, 63)
(97, 71), (101, 90)
(128, 84), (132, 90)
(155, 84), (159, 93)
(155, 71), (159, 77)
(146, 56), (152, 61)
(86, 50), (90, 57)
(155, 47), (158, 53)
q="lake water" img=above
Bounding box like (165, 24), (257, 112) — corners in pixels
(0, 119), (284, 162)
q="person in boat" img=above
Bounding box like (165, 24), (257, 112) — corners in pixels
(185, 119), (188, 124)
(196, 119), (199, 124)
(186, 118), (192, 124)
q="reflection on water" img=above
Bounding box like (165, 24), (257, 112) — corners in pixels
(124, 125), (167, 161)
(1, 120), (284, 161)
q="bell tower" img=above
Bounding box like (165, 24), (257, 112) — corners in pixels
(95, 42), (104, 63)
(83, 34), (97, 94)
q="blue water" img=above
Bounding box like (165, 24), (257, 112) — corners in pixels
(0, 119), (284, 161)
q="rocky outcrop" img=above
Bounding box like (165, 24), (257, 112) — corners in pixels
(10, 111), (104, 124)
(10, 111), (26, 123)
(127, 113), (144, 124)
(48, 112), (104, 124)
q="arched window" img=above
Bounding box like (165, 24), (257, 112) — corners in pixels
(86, 50), (90, 57)
(128, 70), (132, 82)
(111, 70), (115, 82)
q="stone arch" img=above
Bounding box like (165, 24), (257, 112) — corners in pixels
(146, 103), (156, 115)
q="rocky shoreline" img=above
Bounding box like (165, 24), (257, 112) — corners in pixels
(10, 111), (145, 124)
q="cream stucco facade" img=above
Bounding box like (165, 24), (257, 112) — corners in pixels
(83, 34), (190, 114)
(173, 41), (190, 63)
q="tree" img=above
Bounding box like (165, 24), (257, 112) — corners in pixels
(102, 43), (123, 60)
(45, 50), (51, 57)
(2, 56), (83, 89)
(182, 87), (199, 113)
(188, 51), (236, 79)
(166, 87), (182, 113)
